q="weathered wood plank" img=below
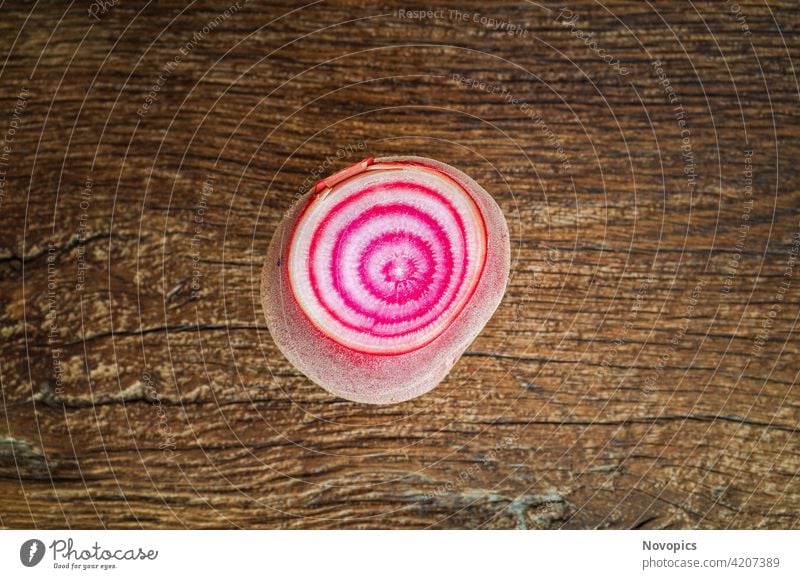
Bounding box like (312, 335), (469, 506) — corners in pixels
(1, 0), (798, 529)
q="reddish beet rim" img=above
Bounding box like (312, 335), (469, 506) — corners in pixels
(286, 159), (489, 356)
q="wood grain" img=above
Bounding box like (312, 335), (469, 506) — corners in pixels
(0, 0), (798, 529)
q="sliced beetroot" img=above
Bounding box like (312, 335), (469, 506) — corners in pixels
(261, 156), (510, 404)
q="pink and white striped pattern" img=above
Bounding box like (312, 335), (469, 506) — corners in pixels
(287, 162), (487, 354)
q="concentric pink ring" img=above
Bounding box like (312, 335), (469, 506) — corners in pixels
(287, 161), (488, 355)
(357, 230), (439, 306)
(324, 201), (458, 329)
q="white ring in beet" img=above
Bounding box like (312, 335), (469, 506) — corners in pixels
(262, 156), (510, 404)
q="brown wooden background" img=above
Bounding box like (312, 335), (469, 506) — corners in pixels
(1, 0), (798, 529)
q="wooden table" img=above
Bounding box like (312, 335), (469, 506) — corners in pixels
(1, 1), (798, 529)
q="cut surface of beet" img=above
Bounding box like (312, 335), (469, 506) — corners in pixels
(262, 156), (510, 404)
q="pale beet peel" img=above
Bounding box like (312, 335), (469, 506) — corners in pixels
(261, 156), (510, 404)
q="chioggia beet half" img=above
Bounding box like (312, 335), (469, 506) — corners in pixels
(261, 156), (510, 404)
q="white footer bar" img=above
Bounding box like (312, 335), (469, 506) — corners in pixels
(1, 530), (797, 578)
